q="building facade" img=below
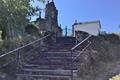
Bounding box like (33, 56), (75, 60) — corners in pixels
(34, 1), (62, 37)
(72, 20), (101, 42)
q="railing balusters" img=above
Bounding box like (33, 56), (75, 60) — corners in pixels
(70, 50), (73, 80)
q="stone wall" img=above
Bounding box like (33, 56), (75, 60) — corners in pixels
(77, 34), (120, 79)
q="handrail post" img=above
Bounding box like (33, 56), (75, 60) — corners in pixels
(70, 50), (73, 80)
(39, 39), (41, 50)
(16, 50), (20, 72)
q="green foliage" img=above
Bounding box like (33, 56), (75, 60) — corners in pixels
(0, 0), (30, 39)
(0, 0), (45, 38)
(0, 0), (30, 24)
(0, 0), (45, 51)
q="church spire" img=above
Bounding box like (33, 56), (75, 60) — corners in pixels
(52, 0), (54, 2)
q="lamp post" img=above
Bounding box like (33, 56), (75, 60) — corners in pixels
(65, 26), (68, 36)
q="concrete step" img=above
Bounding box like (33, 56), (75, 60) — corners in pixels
(39, 53), (78, 58)
(23, 64), (78, 70)
(16, 74), (72, 78)
(56, 37), (76, 44)
(18, 69), (77, 76)
(29, 57), (81, 64)
(21, 69), (77, 73)
(28, 60), (71, 65)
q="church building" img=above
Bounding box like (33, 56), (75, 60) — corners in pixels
(34, 0), (62, 37)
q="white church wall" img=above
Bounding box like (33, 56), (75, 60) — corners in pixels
(73, 21), (101, 36)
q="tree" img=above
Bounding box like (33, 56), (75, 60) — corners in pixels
(0, 0), (45, 39)
(0, 0), (45, 50)
(0, 0), (28, 39)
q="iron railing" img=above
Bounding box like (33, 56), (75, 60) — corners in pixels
(70, 34), (92, 80)
(0, 35), (50, 71)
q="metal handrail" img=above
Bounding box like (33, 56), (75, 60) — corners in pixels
(71, 34), (92, 51)
(73, 42), (91, 61)
(70, 34), (92, 80)
(0, 34), (50, 69)
(0, 35), (50, 58)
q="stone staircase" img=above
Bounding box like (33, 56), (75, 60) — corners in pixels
(16, 36), (91, 80)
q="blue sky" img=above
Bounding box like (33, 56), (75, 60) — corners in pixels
(33, 0), (120, 33)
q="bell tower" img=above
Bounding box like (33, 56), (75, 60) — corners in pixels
(45, 0), (58, 23)
(45, 0), (58, 32)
